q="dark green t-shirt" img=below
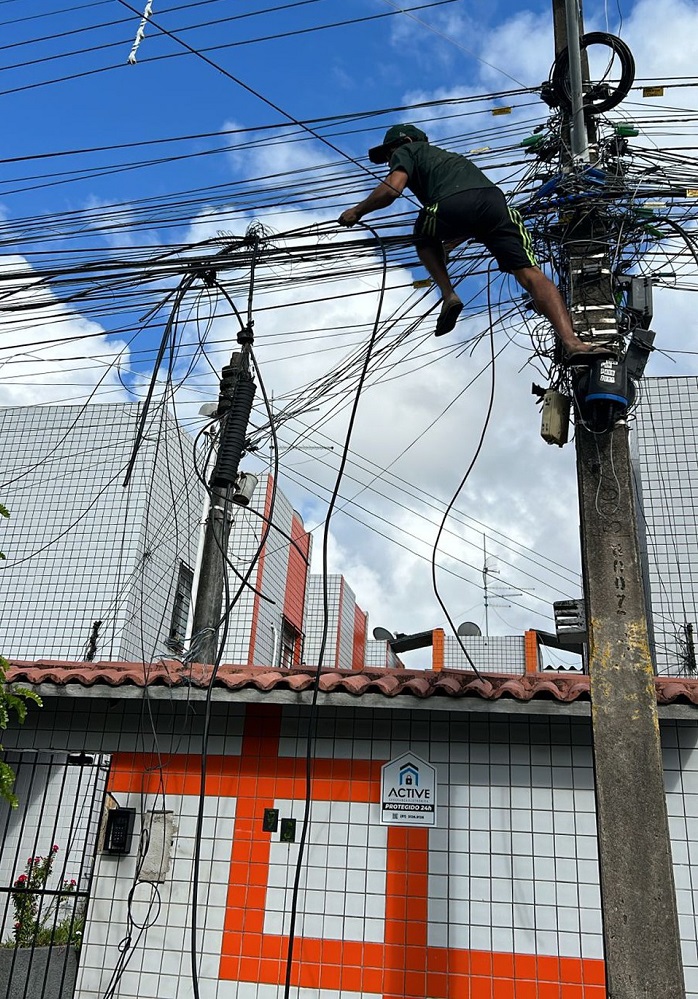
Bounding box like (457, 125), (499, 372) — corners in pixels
(389, 142), (494, 206)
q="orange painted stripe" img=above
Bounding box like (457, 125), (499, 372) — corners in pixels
(108, 709), (607, 998)
(282, 513), (310, 641)
(524, 630), (539, 673)
(353, 604), (368, 670)
(247, 475), (275, 666)
(241, 703), (282, 757)
(432, 627), (445, 672)
(384, 826), (429, 997)
(108, 754), (383, 796)
(334, 575), (346, 668)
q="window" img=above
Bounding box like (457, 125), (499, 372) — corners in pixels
(166, 562), (194, 653)
(280, 617), (302, 669)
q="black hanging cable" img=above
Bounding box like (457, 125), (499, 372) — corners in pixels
(430, 269), (501, 682)
(187, 480), (235, 999)
(1, 1), (460, 101)
(0, 0), (328, 57)
(188, 350), (281, 999)
(187, 263), (280, 999)
(123, 273), (195, 487)
(111, 0), (425, 211)
(282, 220), (387, 999)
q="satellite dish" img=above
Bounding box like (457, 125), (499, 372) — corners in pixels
(372, 627), (395, 641)
(457, 621), (482, 637)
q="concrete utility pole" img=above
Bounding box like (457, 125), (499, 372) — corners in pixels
(190, 348), (256, 665)
(551, 2), (685, 996)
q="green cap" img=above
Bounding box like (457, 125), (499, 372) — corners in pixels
(382, 124), (429, 145)
(368, 124), (429, 164)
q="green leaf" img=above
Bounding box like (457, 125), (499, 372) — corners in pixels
(0, 653), (42, 806)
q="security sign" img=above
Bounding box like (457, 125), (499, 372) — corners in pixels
(380, 752), (437, 826)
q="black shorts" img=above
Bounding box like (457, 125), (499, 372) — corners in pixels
(414, 187), (538, 273)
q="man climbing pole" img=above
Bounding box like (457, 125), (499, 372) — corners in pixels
(338, 124), (614, 363)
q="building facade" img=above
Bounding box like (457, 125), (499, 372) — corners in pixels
(216, 474), (312, 668)
(303, 575), (367, 671)
(364, 633), (534, 673)
(0, 402), (203, 663)
(633, 376), (698, 676)
(0, 402), (370, 671)
(3, 666), (698, 999)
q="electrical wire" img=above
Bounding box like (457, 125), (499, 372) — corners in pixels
(9, 22), (698, 999)
(0, 0), (461, 98)
(282, 220), (387, 999)
(123, 273), (196, 487)
(430, 268), (500, 680)
(3, 58), (698, 631)
(379, 0), (528, 89)
(186, 255), (282, 999)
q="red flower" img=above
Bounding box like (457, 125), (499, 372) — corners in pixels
(17, 874), (27, 883)
(52, 845), (59, 853)
(70, 879), (76, 886)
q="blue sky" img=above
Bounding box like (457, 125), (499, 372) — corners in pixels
(2, 0), (562, 225)
(2, 0), (698, 653)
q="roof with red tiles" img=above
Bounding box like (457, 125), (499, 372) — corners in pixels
(6, 660), (698, 706)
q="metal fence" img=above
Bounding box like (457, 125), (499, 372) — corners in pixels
(0, 752), (109, 999)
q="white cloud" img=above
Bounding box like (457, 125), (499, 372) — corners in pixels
(6, 0), (696, 659)
(478, 10), (553, 90)
(610, 0), (698, 77)
(385, 4), (527, 88)
(87, 190), (593, 646)
(222, 118), (338, 189)
(326, 0), (698, 642)
(81, 195), (164, 252)
(0, 254), (130, 408)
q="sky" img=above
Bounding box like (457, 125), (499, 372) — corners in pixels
(2, 0), (698, 666)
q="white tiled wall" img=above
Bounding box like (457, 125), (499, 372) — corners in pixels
(443, 635), (526, 672)
(278, 711), (604, 963)
(0, 402), (203, 663)
(264, 800), (386, 942)
(5, 701), (698, 997)
(207, 476), (307, 668)
(304, 575), (363, 670)
(76, 794), (235, 999)
(634, 377), (698, 676)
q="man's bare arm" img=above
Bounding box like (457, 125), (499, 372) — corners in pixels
(338, 169), (408, 226)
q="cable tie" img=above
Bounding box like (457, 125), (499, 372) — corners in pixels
(127, 1), (154, 65)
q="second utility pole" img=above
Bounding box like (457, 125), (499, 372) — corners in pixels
(552, 2), (684, 996)
(190, 344), (257, 666)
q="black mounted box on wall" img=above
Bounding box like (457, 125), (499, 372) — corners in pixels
(280, 818), (296, 843)
(263, 808), (279, 833)
(105, 807), (136, 855)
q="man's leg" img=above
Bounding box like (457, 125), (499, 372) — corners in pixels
(513, 266), (613, 358)
(417, 242), (463, 336)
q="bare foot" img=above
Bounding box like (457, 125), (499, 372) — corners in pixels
(563, 339), (612, 354)
(563, 343), (617, 366)
(434, 295), (463, 337)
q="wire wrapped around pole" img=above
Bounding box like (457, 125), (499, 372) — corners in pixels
(127, 1), (154, 64)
